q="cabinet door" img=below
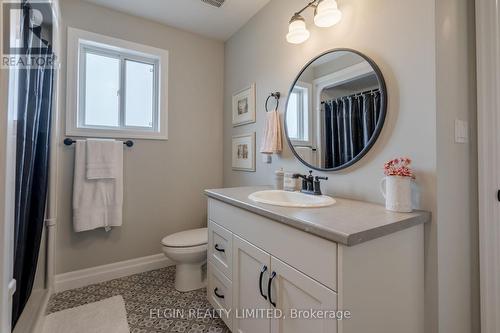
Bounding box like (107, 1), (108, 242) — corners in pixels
(233, 235), (272, 333)
(270, 256), (338, 333)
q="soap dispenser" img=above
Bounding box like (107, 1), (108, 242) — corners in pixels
(274, 168), (284, 190)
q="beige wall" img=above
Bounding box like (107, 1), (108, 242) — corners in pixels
(223, 0), (478, 332)
(435, 0), (479, 332)
(56, 0), (224, 274)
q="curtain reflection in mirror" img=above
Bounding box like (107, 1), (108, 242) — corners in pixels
(322, 89), (381, 168)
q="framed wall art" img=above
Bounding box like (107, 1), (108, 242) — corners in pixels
(232, 133), (256, 172)
(232, 84), (256, 126)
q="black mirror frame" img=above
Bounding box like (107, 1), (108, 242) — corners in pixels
(284, 48), (388, 172)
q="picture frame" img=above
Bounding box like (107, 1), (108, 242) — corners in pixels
(232, 83), (256, 126)
(232, 133), (256, 172)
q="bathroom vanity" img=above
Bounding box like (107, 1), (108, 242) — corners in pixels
(205, 186), (430, 333)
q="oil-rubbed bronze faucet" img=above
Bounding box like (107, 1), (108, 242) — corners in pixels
(293, 171), (328, 195)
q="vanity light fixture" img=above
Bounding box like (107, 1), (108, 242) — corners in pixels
(314, 0), (342, 27)
(286, 14), (311, 44)
(286, 0), (342, 44)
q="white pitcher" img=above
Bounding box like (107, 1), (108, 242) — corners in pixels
(380, 176), (413, 213)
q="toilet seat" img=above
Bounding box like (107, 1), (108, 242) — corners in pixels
(162, 243), (207, 256)
(161, 227), (207, 248)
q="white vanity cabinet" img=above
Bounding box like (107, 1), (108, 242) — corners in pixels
(206, 195), (425, 333)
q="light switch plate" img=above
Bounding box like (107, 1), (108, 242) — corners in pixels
(455, 119), (469, 143)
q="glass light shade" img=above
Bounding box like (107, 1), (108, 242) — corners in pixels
(286, 18), (310, 44)
(314, 0), (342, 28)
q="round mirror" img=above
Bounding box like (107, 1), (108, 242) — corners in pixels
(285, 49), (387, 171)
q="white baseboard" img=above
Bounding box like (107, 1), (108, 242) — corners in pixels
(54, 254), (174, 292)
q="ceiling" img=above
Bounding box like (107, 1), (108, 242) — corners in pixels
(82, 0), (271, 41)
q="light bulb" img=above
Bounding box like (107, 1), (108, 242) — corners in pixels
(286, 15), (310, 44)
(314, 0), (342, 28)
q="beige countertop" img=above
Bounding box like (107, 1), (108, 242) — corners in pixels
(205, 186), (431, 246)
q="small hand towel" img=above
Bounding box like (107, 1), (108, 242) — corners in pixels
(260, 110), (283, 154)
(73, 140), (123, 232)
(86, 139), (119, 179)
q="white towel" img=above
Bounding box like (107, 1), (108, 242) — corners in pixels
(260, 110), (283, 154)
(86, 139), (119, 179)
(73, 140), (123, 232)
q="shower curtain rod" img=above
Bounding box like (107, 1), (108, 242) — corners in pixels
(321, 88), (381, 104)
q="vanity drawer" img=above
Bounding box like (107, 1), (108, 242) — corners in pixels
(207, 261), (233, 330)
(208, 198), (338, 291)
(208, 220), (233, 279)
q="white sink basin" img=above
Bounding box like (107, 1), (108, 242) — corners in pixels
(248, 190), (336, 208)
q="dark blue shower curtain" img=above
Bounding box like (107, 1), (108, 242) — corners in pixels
(362, 93), (376, 146)
(12, 2), (54, 327)
(323, 101), (341, 169)
(323, 102), (333, 168)
(323, 90), (381, 168)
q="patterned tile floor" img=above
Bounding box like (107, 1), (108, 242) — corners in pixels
(47, 266), (230, 333)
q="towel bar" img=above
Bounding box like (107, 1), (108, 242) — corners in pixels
(63, 138), (134, 147)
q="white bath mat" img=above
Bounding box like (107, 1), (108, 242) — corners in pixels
(43, 295), (130, 333)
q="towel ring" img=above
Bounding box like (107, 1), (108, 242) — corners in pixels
(266, 92), (281, 112)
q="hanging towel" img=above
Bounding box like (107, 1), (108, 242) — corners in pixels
(73, 140), (123, 232)
(260, 110), (283, 154)
(86, 139), (119, 179)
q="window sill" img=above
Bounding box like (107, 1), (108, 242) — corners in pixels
(66, 128), (168, 141)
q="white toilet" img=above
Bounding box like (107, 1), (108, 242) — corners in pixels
(161, 227), (208, 292)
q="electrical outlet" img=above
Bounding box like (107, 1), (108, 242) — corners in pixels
(262, 154), (272, 164)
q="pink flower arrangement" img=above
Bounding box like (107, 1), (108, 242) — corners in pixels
(384, 157), (415, 178)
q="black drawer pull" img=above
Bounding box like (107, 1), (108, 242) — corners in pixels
(268, 271), (277, 307)
(214, 244), (225, 253)
(259, 265), (268, 300)
(214, 287), (225, 299)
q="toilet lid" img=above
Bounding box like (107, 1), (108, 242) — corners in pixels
(161, 228), (208, 247)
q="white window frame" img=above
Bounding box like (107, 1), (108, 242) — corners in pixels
(289, 81), (313, 147)
(66, 27), (169, 140)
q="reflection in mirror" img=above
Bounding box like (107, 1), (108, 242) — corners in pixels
(285, 49), (387, 171)
(287, 83), (311, 144)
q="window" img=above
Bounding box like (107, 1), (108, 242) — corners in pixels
(67, 28), (168, 139)
(286, 83), (312, 146)
(79, 46), (158, 130)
